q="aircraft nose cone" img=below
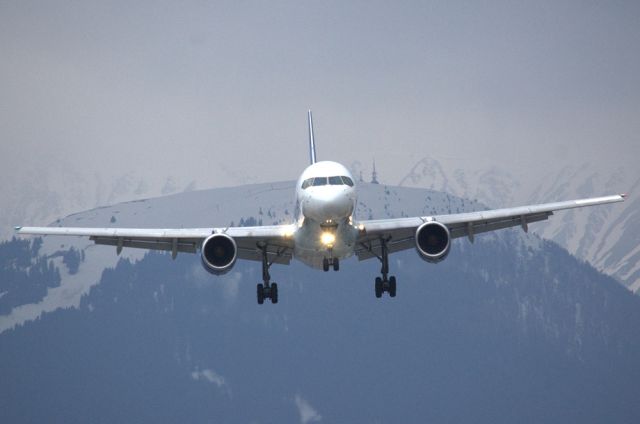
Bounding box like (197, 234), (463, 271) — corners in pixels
(322, 192), (353, 218)
(303, 189), (354, 222)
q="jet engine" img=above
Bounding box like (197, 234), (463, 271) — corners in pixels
(415, 221), (451, 263)
(201, 233), (238, 275)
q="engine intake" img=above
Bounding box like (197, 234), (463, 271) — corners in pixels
(415, 221), (451, 263)
(201, 233), (237, 275)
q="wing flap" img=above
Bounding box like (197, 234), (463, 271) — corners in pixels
(237, 245), (292, 265)
(447, 212), (552, 239)
(355, 236), (414, 261)
(91, 236), (200, 254)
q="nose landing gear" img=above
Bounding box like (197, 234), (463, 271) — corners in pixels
(322, 257), (340, 272)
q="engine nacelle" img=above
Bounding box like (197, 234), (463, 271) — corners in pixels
(201, 233), (238, 275)
(415, 221), (451, 263)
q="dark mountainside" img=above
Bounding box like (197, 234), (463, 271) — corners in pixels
(1, 185), (640, 423)
(0, 238), (60, 314)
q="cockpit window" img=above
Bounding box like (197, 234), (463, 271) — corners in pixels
(341, 176), (354, 187)
(302, 175), (354, 189)
(301, 178), (313, 189)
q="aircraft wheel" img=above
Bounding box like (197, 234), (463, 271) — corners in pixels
(257, 284), (264, 305)
(322, 258), (330, 272)
(389, 276), (397, 298)
(271, 283), (278, 304)
(375, 277), (383, 298)
(333, 258), (340, 271)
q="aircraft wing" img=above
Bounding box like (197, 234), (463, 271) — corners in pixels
(354, 194), (626, 261)
(14, 225), (296, 265)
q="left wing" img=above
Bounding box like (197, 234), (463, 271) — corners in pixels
(354, 194), (626, 261)
(15, 225), (296, 265)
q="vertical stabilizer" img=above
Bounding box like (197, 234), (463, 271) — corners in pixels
(308, 110), (317, 164)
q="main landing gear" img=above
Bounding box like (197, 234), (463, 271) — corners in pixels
(373, 238), (397, 299)
(257, 245), (278, 305)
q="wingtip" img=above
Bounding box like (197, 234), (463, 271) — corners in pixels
(621, 193), (628, 199)
(14, 226), (22, 232)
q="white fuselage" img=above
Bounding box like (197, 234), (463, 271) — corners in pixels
(293, 161), (359, 269)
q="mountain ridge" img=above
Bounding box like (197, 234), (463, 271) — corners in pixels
(398, 156), (639, 292)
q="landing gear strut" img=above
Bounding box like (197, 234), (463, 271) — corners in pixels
(257, 245), (278, 304)
(373, 237), (397, 298)
(322, 257), (339, 272)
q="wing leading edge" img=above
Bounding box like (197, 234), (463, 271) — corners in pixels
(354, 194), (626, 261)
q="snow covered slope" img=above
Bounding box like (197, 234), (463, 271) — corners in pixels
(399, 157), (638, 291)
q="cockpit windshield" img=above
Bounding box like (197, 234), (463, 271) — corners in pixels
(301, 175), (354, 189)
(341, 176), (354, 186)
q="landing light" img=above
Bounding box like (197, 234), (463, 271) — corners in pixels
(321, 232), (336, 247)
(282, 226), (295, 238)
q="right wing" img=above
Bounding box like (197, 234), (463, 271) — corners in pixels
(15, 224), (296, 265)
(354, 194), (626, 261)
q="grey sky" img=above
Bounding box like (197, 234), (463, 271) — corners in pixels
(1, 1), (639, 196)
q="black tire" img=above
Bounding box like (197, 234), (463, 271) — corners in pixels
(333, 258), (339, 271)
(257, 283), (264, 305)
(375, 277), (383, 298)
(322, 258), (330, 272)
(389, 276), (397, 298)
(271, 283), (278, 304)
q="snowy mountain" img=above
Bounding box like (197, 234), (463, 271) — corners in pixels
(1, 182), (639, 423)
(0, 166), (197, 241)
(399, 157), (639, 292)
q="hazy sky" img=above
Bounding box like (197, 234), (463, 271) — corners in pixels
(1, 1), (639, 194)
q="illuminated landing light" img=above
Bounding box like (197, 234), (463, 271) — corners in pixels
(321, 232), (336, 247)
(282, 226), (296, 238)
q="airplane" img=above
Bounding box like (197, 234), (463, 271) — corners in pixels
(15, 111), (627, 304)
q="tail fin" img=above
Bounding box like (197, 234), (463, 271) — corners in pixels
(308, 110), (317, 164)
